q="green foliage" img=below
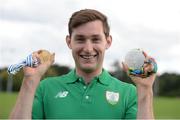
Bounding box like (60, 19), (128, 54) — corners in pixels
(44, 64), (71, 77)
(158, 73), (180, 97)
(0, 68), (9, 91)
(12, 69), (24, 91)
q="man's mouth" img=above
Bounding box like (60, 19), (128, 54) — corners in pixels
(80, 54), (97, 59)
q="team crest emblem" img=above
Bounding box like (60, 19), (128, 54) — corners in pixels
(106, 91), (119, 105)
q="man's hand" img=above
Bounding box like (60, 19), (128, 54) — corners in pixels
(122, 51), (157, 88)
(23, 50), (55, 78)
(122, 51), (157, 119)
(9, 50), (55, 119)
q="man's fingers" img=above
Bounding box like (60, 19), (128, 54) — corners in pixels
(144, 57), (157, 73)
(121, 62), (128, 72)
(50, 53), (55, 64)
(142, 51), (148, 57)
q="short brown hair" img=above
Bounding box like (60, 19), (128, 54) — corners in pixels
(68, 9), (110, 37)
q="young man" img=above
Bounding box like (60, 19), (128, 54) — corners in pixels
(10, 9), (156, 119)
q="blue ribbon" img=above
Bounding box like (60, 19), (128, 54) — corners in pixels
(7, 54), (39, 75)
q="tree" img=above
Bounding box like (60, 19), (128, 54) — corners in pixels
(158, 73), (180, 97)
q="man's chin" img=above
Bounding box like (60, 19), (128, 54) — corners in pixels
(80, 65), (98, 73)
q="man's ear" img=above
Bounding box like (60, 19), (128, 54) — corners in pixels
(66, 35), (72, 49)
(106, 35), (112, 50)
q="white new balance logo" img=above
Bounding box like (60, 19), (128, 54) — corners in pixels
(55, 91), (69, 98)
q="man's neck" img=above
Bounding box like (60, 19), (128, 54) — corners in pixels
(76, 68), (102, 84)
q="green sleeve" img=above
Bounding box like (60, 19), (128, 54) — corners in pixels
(124, 85), (137, 119)
(32, 83), (44, 119)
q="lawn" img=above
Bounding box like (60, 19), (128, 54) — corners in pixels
(0, 92), (17, 118)
(154, 97), (180, 119)
(0, 92), (180, 119)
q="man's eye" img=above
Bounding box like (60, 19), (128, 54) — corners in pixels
(92, 38), (101, 43)
(76, 38), (85, 43)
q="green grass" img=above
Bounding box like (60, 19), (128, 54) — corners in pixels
(0, 92), (180, 119)
(154, 97), (180, 119)
(0, 92), (17, 118)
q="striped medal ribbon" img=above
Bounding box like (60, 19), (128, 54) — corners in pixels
(7, 54), (39, 75)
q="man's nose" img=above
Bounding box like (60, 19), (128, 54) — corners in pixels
(83, 40), (93, 52)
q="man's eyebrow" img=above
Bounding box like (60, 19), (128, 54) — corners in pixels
(91, 35), (101, 37)
(74, 35), (85, 38)
(74, 34), (101, 38)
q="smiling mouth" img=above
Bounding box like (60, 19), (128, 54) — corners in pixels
(80, 54), (97, 59)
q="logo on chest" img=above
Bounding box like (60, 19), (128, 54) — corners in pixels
(55, 91), (69, 98)
(106, 91), (119, 105)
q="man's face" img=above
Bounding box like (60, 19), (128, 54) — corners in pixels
(66, 20), (112, 73)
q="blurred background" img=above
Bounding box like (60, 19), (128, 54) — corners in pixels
(0, 0), (180, 118)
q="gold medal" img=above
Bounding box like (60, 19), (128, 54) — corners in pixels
(37, 50), (52, 63)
